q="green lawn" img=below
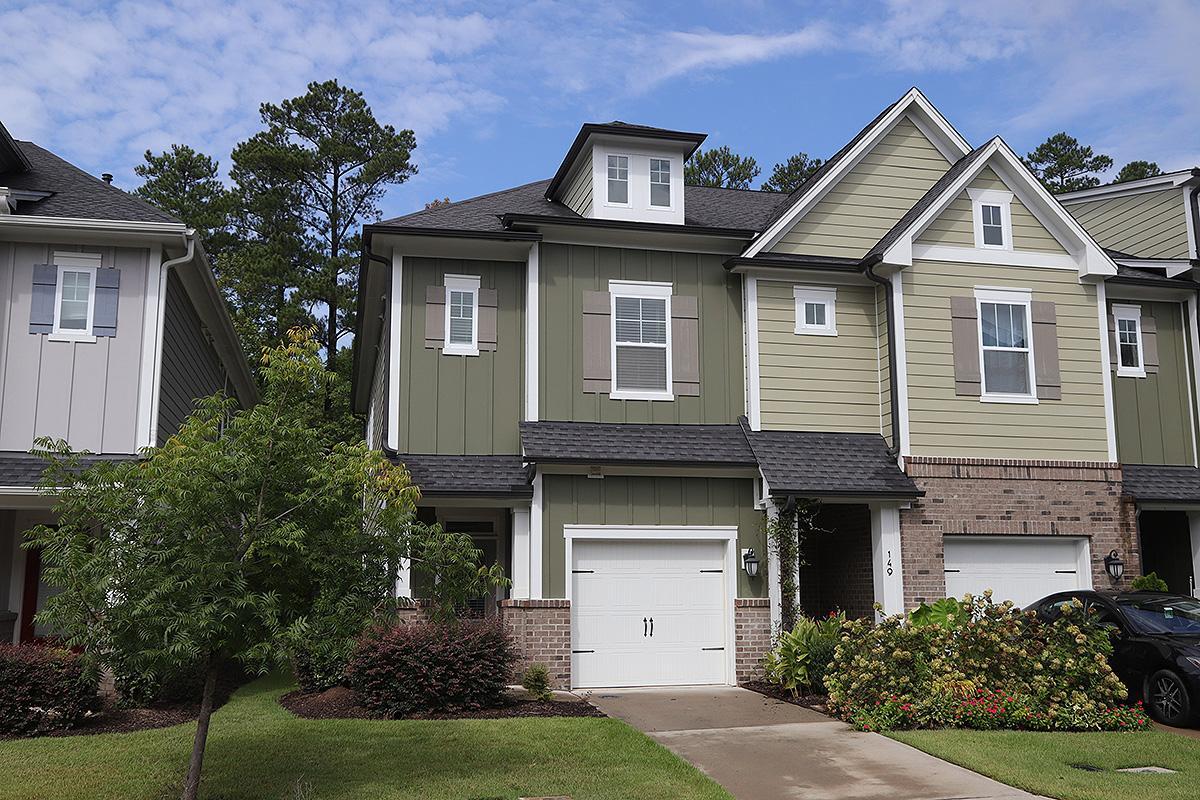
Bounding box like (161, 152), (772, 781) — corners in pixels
(0, 676), (731, 800)
(891, 728), (1200, 800)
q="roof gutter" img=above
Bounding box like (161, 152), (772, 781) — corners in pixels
(862, 255), (901, 458)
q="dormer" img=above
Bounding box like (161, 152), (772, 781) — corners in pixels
(545, 122), (706, 226)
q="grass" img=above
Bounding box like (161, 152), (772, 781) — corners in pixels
(891, 727), (1200, 800)
(0, 675), (732, 800)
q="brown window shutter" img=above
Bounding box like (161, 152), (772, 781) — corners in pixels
(582, 290), (611, 393)
(1142, 313), (1159, 373)
(1031, 300), (1061, 400)
(478, 288), (498, 351)
(424, 285), (445, 348)
(949, 296), (981, 396)
(671, 295), (700, 396)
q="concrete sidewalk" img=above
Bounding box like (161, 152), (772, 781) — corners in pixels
(585, 686), (1041, 800)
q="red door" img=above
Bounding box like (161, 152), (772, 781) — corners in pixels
(18, 546), (41, 643)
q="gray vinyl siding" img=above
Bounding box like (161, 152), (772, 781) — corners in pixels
(563, 163), (594, 217)
(540, 474), (765, 599)
(0, 241), (152, 454)
(769, 116), (952, 259)
(918, 168), (1068, 254)
(157, 270), (226, 445)
(1067, 188), (1191, 260)
(397, 257), (524, 454)
(539, 243), (744, 424)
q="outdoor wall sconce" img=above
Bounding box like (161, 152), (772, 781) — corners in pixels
(1104, 550), (1125, 581)
(742, 548), (760, 578)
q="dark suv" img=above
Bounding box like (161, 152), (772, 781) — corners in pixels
(1028, 591), (1200, 727)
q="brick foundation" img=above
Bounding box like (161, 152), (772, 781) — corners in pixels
(499, 599), (572, 689)
(901, 457), (1138, 606)
(734, 598), (772, 682)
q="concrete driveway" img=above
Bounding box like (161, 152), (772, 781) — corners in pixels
(585, 686), (1041, 800)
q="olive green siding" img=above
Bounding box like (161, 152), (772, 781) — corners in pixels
(878, 286), (893, 446)
(540, 474), (766, 598)
(757, 279), (882, 433)
(1112, 300), (1197, 466)
(918, 168), (1068, 254)
(563, 164), (593, 217)
(397, 257), (524, 454)
(1067, 189), (1190, 260)
(903, 260), (1109, 460)
(769, 116), (952, 259)
(538, 243), (744, 424)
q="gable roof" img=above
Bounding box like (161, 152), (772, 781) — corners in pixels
(545, 121), (707, 200)
(0, 121), (31, 173)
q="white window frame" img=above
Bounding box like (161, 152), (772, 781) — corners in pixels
(50, 251), (101, 342)
(967, 188), (1014, 251)
(649, 157), (673, 210)
(609, 279), (673, 401)
(443, 274), (480, 356)
(1112, 303), (1146, 378)
(793, 286), (837, 336)
(606, 154), (631, 208)
(975, 287), (1038, 404)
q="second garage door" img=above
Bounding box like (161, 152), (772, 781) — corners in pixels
(571, 538), (728, 688)
(944, 536), (1090, 608)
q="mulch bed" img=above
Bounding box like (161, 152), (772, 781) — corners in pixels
(741, 680), (831, 714)
(282, 686), (606, 721)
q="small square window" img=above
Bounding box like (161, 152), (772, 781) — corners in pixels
(650, 158), (671, 208)
(607, 155), (629, 205)
(794, 287), (837, 336)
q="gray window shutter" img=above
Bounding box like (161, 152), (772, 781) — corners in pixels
(1031, 301), (1061, 400)
(1142, 313), (1159, 374)
(671, 295), (700, 396)
(581, 290), (611, 393)
(424, 285), (445, 349)
(29, 264), (56, 334)
(1107, 313), (1117, 368)
(949, 296), (981, 396)
(478, 288), (498, 352)
(93, 268), (120, 337)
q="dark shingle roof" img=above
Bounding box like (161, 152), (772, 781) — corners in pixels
(1122, 464), (1200, 503)
(739, 419), (921, 498)
(392, 454), (532, 497)
(0, 451), (137, 488)
(1, 140), (179, 223)
(520, 421), (755, 466)
(1112, 264), (1197, 285)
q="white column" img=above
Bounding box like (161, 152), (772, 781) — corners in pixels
(395, 557), (412, 599)
(530, 473), (544, 599)
(871, 503), (905, 618)
(1189, 511), (1200, 599)
(765, 502), (782, 629)
(510, 507), (531, 600)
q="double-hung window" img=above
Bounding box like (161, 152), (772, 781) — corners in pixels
(443, 274), (480, 356)
(52, 252), (100, 340)
(1112, 304), (1145, 378)
(976, 288), (1036, 402)
(610, 280), (672, 400)
(649, 158), (671, 208)
(607, 155), (630, 205)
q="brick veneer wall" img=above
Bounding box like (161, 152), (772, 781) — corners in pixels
(499, 599), (572, 689)
(901, 457), (1138, 607)
(799, 504), (875, 619)
(734, 598), (772, 682)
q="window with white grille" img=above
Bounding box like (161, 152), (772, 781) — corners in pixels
(610, 280), (672, 400)
(443, 275), (480, 355)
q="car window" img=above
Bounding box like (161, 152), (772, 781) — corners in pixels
(1085, 602), (1122, 631)
(1115, 596), (1200, 635)
(1041, 597), (1084, 621)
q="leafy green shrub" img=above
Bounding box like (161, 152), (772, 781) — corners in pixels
(0, 643), (97, 736)
(825, 593), (1150, 732)
(1131, 572), (1169, 592)
(522, 664), (553, 701)
(348, 617), (515, 716)
(764, 612), (845, 695)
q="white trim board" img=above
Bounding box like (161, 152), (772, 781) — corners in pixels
(386, 251), (403, 452)
(1095, 281), (1119, 462)
(525, 243), (539, 421)
(744, 275), (762, 430)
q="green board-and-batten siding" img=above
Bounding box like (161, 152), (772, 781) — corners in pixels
(397, 256), (525, 454)
(540, 474), (766, 599)
(918, 167), (1068, 254)
(538, 243), (744, 424)
(1068, 188), (1191, 260)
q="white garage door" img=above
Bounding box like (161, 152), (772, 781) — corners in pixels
(944, 536), (1090, 608)
(571, 538), (728, 688)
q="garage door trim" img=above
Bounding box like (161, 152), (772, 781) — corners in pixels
(563, 525), (739, 688)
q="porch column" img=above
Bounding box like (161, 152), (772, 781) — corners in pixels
(1190, 511), (1200, 598)
(510, 507), (531, 600)
(870, 503), (905, 618)
(394, 557), (412, 599)
(765, 503), (782, 628)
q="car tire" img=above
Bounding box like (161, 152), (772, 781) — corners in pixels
(1146, 670), (1192, 727)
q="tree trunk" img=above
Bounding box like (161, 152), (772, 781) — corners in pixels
(181, 663), (219, 800)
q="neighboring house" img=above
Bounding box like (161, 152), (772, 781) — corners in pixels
(352, 88), (1200, 690)
(0, 121), (257, 644)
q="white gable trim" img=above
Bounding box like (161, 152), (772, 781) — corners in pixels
(744, 88), (971, 258)
(1059, 169), (1199, 204)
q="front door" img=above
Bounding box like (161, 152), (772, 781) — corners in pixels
(1139, 511), (1195, 595)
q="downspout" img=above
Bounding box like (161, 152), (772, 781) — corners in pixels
(862, 255), (902, 457)
(1189, 181), (1200, 267)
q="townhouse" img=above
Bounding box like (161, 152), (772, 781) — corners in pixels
(351, 89), (1200, 689)
(0, 121), (256, 644)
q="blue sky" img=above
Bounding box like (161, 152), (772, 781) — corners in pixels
(3, 1), (1199, 221)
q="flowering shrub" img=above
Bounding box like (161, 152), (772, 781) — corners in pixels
(825, 592), (1152, 731)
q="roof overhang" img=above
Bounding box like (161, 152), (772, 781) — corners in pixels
(502, 213), (752, 254)
(0, 214), (189, 247)
(0, 121), (32, 173)
(724, 254), (863, 275)
(1059, 168), (1200, 204)
(546, 123), (707, 201)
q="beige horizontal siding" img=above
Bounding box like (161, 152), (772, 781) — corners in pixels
(757, 279), (881, 433)
(769, 116), (951, 259)
(902, 260), (1109, 460)
(563, 164), (593, 217)
(918, 168), (1067, 254)
(1068, 188), (1189, 259)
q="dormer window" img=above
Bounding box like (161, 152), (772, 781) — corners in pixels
(650, 158), (671, 208)
(607, 155), (629, 205)
(967, 188), (1013, 251)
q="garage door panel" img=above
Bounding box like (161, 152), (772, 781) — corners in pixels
(944, 537), (1088, 608)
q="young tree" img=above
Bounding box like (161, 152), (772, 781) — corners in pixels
(134, 145), (236, 258)
(28, 329), (419, 800)
(1114, 160), (1163, 184)
(1024, 132), (1114, 193)
(762, 152), (825, 193)
(685, 145), (760, 189)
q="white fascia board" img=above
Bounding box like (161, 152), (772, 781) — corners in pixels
(0, 214), (188, 242)
(1059, 169), (1199, 204)
(745, 88), (971, 258)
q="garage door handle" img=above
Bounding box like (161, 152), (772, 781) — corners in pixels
(643, 617), (648, 637)
(649, 617), (654, 637)
(572, 650), (594, 654)
(1054, 570), (1076, 574)
(944, 569), (961, 573)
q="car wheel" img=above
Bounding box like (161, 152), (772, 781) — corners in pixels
(1147, 670), (1192, 727)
